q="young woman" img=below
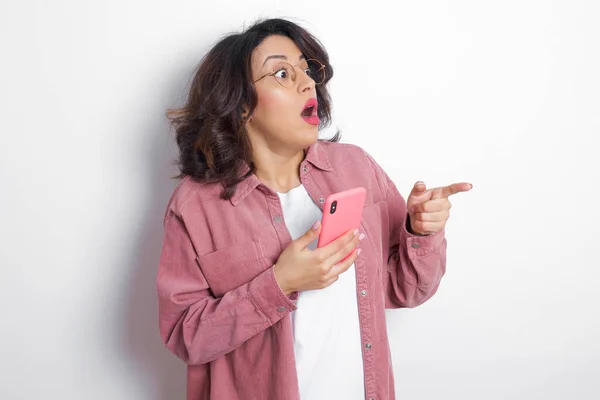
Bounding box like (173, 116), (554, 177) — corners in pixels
(157, 18), (472, 400)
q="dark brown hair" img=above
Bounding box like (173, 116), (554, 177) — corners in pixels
(166, 18), (340, 200)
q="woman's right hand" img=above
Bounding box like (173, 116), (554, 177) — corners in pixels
(273, 220), (365, 295)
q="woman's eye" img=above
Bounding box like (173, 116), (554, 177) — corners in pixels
(274, 69), (289, 79)
(304, 68), (312, 76)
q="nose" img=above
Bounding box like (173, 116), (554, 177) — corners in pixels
(296, 67), (315, 93)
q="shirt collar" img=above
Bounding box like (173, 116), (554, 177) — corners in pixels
(304, 140), (334, 172)
(230, 140), (334, 206)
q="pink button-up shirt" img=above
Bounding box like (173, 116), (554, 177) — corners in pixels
(157, 140), (447, 400)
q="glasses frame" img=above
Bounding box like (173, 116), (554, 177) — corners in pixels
(253, 58), (327, 87)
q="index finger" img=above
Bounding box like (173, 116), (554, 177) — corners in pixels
(438, 182), (473, 198)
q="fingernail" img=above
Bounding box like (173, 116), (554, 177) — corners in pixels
(357, 248), (362, 256)
(353, 229), (359, 236)
(358, 233), (366, 241)
(312, 220), (321, 230)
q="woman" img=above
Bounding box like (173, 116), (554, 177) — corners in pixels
(157, 18), (472, 400)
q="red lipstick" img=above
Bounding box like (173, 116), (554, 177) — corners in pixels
(301, 98), (320, 125)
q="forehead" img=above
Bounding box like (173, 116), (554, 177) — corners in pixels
(252, 35), (303, 66)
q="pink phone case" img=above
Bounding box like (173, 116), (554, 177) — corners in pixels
(317, 187), (366, 256)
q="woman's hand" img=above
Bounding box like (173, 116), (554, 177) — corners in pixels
(406, 181), (473, 235)
(273, 221), (365, 295)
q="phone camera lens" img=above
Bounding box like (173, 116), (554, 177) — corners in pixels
(330, 200), (337, 214)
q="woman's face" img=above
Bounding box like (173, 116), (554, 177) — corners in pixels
(247, 35), (320, 152)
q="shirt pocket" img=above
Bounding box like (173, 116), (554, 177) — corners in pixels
(195, 239), (270, 298)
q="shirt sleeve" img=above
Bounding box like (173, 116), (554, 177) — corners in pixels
(156, 211), (297, 365)
(363, 150), (447, 308)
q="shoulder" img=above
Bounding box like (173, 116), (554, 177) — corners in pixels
(319, 140), (390, 193)
(162, 175), (222, 223)
(322, 142), (391, 202)
(317, 140), (371, 167)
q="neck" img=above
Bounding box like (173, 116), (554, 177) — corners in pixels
(251, 143), (306, 194)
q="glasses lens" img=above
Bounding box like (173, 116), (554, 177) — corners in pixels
(306, 59), (326, 85)
(270, 60), (326, 87)
(272, 62), (295, 88)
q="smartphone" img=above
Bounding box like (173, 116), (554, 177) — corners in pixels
(317, 187), (366, 259)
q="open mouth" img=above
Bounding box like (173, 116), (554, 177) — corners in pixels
(301, 105), (316, 117)
(300, 98), (319, 125)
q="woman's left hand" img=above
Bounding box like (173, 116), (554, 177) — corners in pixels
(406, 181), (473, 235)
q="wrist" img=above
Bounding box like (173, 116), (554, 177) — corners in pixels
(273, 264), (293, 296)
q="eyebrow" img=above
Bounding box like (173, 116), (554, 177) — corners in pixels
(262, 54), (306, 67)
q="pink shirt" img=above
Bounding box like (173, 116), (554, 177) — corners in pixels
(157, 140), (447, 400)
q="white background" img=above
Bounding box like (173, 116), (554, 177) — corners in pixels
(1, 1), (599, 399)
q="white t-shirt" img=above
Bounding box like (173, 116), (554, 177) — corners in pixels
(277, 184), (365, 400)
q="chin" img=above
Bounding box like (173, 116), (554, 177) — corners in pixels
(300, 129), (319, 147)
(277, 126), (318, 150)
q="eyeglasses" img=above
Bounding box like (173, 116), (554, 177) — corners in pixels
(253, 58), (327, 88)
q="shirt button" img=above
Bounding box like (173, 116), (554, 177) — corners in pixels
(360, 290), (367, 296)
(365, 343), (372, 349)
(411, 243), (421, 249)
(303, 165), (308, 173)
(277, 306), (286, 312)
(273, 216), (282, 223)
(318, 197), (325, 203)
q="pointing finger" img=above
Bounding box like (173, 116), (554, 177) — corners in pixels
(435, 182), (473, 199)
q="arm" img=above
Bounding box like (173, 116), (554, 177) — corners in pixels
(364, 151), (447, 308)
(156, 212), (297, 365)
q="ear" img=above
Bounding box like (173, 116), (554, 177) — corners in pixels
(241, 105), (252, 122)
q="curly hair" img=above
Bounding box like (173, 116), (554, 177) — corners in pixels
(166, 18), (340, 200)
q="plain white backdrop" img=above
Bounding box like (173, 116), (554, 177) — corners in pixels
(1, 0), (598, 399)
